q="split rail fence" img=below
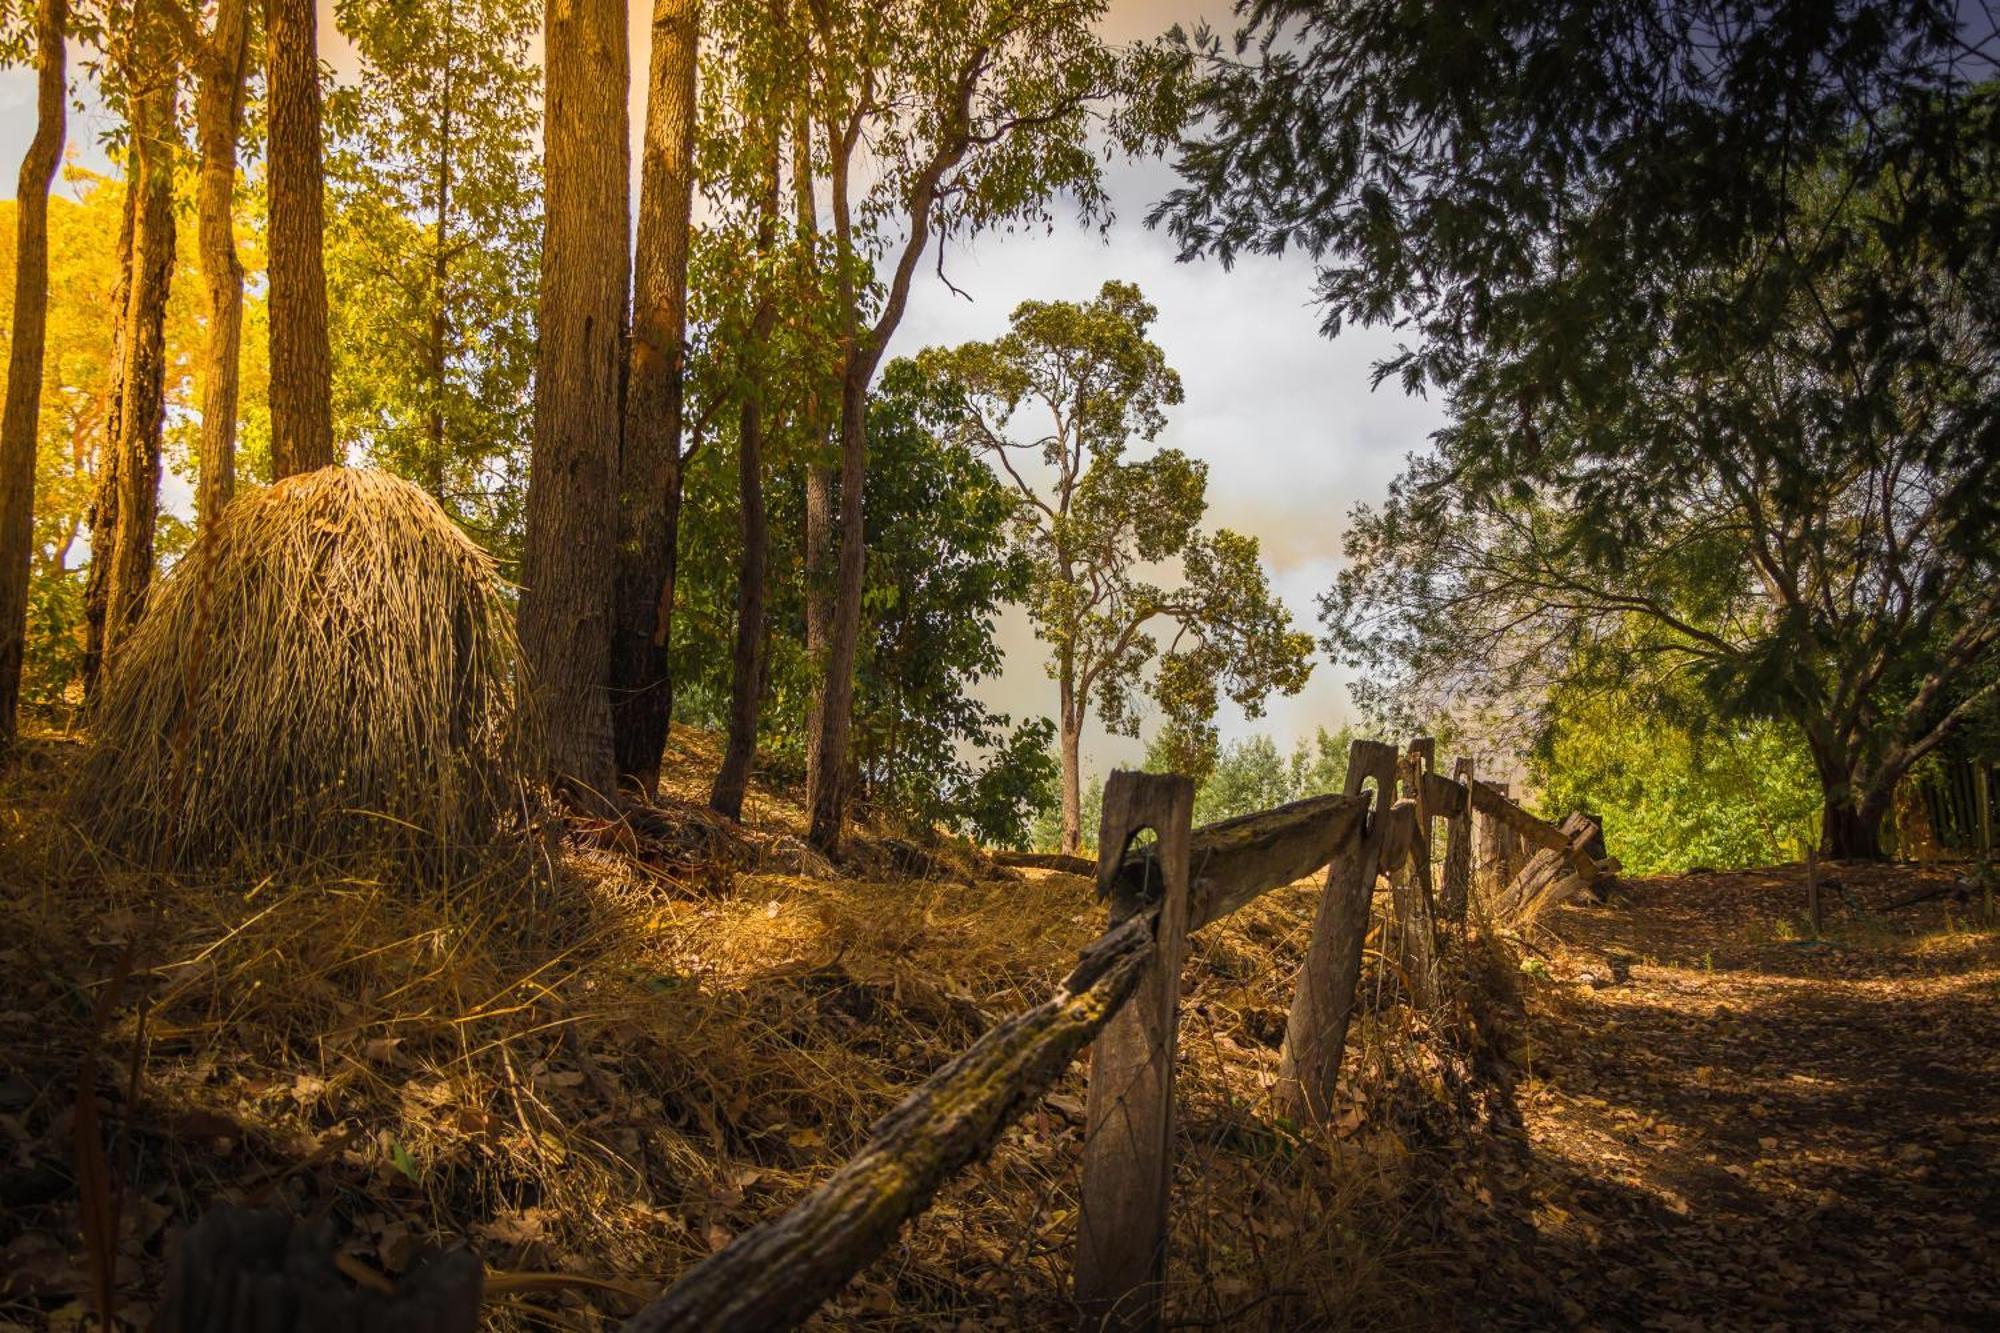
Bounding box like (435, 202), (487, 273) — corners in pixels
(614, 736), (1616, 1333)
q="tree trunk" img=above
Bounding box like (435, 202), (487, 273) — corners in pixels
(802, 459), (834, 792)
(610, 0), (699, 799)
(805, 361), (869, 853)
(517, 0), (629, 802)
(1059, 675), (1083, 855)
(103, 60), (178, 663)
(1807, 730), (1889, 861)
(82, 164), (138, 701)
(0, 0), (66, 748)
(1822, 794), (1887, 860)
(710, 114), (782, 824)
(266, 0), (335, 477)
(192, 0), (251, 532)
(424, 31), (452, 499)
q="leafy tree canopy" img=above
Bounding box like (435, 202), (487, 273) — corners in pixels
(918, 279), (1314, 851)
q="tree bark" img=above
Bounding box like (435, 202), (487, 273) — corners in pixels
(610, 0), (699, 799)
(266, 0), (335, 477)
(517, 0), (629, 802)
(710, 111), (783, 823)
(103, 52), (178, 663)
(0, 0), (66, 747)
(1058, 675), (1083, 855)
(81, 170), (137, 701)
(192, 0), (251, 531)
(804, 358), (870, 852)
(1807, 729), (1889, 860)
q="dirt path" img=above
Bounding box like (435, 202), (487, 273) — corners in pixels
(1458, 864), (2000, 1332)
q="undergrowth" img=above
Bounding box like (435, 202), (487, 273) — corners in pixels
(2, 727), (1523, 1331)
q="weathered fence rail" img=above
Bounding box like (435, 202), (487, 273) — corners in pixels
(613, 737), (1620, 1331)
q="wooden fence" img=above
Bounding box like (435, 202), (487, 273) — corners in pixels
(611, 738), (1613, 1331)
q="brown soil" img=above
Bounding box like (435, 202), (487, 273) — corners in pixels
(1445, 862), (2000, 1332)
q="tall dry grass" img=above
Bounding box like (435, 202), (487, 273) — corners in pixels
(72, 468), (536, 872)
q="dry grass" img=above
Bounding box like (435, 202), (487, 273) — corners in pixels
(71, 468), (534, 873)
(1, 727), (1504, 1331)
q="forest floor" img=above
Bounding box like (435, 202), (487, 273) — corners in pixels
(1, 727), (1996, 1330)
(1456, 862), (2000, 1331)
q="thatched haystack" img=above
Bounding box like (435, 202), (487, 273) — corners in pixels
(75, 467), (535, 869)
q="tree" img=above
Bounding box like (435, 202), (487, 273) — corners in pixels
(160, 0), (253, 530)
(1161, 2), (1999, 858)
(2, 174), (209, 711)
(1323, 123), (2000, 859)
(609, 0), (700, 797)
(326, 0), (540, 541)
(1145, 725), (1353, 826)
(1532, 682), (1819, 876)
(98, 3), (179, 666)
(0, 0), (66, 748)
(846, 362), (1048, 843)
(266, 0), (334, 476)
(922, 280), (1314, 853)
(788, 0), (1143, 855)
(515, 0), (629, 800)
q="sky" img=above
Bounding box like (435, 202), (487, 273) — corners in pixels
(0, 0), (1449, 780)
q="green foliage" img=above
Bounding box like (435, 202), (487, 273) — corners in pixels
(1183, 1), (2000, 849)
(919, 280), (1314, 844)
(673, 366), (1053, 844)
(1533, 687), (1820, 875)
(325, 0), (541, 553)
(1146, 725), (1354, 826)
(1, 172), (214, 708)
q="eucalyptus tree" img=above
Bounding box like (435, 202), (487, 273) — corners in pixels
(0, 0), (67, 747)
(609, 0), (701, 798)
(327, 0), (540, 542)
(516, 0), (628, 800)
(1162, 1), (2000, 858)
(99, 0), (179, 664)
(159, 0), (254, 529)
(921, 281), (1314, 854)
(265, 0), (333, 476)
(786, 0), (1160, 854)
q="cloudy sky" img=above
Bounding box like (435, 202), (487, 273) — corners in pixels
(0, 0), (1448, 779)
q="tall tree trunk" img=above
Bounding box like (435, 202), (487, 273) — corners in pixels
(805, 362), (868, 852)
(0, 0), (66, 748)
(266, 0), (336, 477)
(193, 0), (251, 531)
(609, 0), (699, 799)
(103, 58), (178, 663)
(1058, 684), (1083, 855)
(82, 167), (138, 701)
(517, 0), (629, 802)
(710, 108), (783, 823)
(800, 97), (965, 854)
(425, 31), (453, 499)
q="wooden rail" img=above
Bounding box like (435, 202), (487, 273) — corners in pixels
(618, 738), (1610, 1332)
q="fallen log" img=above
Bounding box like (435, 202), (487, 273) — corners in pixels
(992, 849), (1096, 876)
(1503, 814), (1603, 921)
(622, 913), (1158, 1333)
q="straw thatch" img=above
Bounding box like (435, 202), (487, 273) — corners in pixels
(74, 467), (535, 870)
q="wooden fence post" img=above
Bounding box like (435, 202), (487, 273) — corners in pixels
(1806, 846), (1822, 940)
(1440, 757), (1474, 925)
(1978, 763), (1993, 923)
(1389, 739), (1443, 1007)
(1076, 770), (1195, 1333)
(1276, 740), (1400, 1126)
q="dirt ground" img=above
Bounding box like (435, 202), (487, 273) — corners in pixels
(1444, 862), (2000, 1332)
